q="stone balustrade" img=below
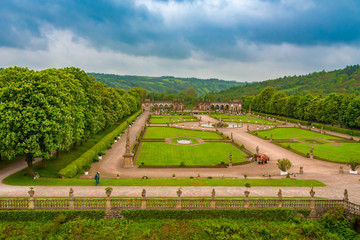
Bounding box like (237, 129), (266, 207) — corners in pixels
(0, 188), (358, 217)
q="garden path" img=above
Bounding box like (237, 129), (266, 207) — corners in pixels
(0, 112), (359, 203)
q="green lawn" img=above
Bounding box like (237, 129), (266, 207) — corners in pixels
(137, 142), (247, 166)
(2, 176), (325, 187)
(144, 127), (222, 140)
(150, 115), (198, 124)
(256, 128), (341, 140)
(281, 142), (360, 163)
(211, 115), (280, 125)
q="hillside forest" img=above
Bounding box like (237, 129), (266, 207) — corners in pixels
(89, 73), (244, 96)
(243, 87), (360, 129)
(0, 67), (142, 175)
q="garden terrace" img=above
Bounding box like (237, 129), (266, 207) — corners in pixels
(211, 115), (281, 125)
(253, 128), (360, 163)
(150, 115), (199, 124)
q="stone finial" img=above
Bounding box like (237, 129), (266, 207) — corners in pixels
(309, 187), (315, 198)
(256, 146), (259, 154)
(339, 166), (344, 174)
(344, 189), (349, 202)
(277, 189), (282, 200)
(142, 189), (146, 199)
(69, 188), (74, 198)
(300, 166), (304, 174)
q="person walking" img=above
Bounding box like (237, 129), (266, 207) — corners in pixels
(94, 172), (100, 186)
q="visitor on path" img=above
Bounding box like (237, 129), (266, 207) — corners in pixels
(94, 172), (100, 186)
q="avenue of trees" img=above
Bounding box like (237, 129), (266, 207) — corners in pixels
(242, 87), (360, 129)
(0, 67), (142, 175)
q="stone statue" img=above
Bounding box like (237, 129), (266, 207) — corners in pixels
(211, 189), (216, 199)
(277, 189), (282, 200)
(309, 187), (315, 198)
(344, 189), (349, 201)
(256, 146), (259, 154)
(142, 189), (146, 199)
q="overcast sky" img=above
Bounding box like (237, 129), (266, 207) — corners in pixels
(1, 0), (360, 82)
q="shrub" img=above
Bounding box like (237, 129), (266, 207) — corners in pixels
(207, 176), (212, 179)
(245, 182), (251, 188)
(121, 209), (301, 221)
(0, 210), (106, 222)
(347, 159), (360, 171)
(189, 176), (194, 179)
(277, 158), (292, 172)
(240, 144), (245, 149)
(179, 161), (185, 167)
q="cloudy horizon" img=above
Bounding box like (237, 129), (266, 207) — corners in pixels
(1, 0), (360, 82)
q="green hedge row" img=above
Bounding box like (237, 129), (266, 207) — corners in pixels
(120, 209), (305, 221)
(58, 110), (142, 177)
(0, 210), (106, 222)
(311, 123), (360, 137)
(254, 112), (309, 126)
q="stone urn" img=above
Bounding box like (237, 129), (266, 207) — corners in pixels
(244, 190), (250, 198)
(105, 187), (113, 198)
(310, 187), (315, 198)
(177, 187), (182, 198)
(28, 188), (35, 198)
(69, 188), (74, 198)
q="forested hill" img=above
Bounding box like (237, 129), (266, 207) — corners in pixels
(88, 73), (245, 95)
(206, 65), (360, 99)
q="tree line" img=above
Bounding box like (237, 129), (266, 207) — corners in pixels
(0, 67), (143, 175)
(242, 87), (360, 129)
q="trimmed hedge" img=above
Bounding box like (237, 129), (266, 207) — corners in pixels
(58, 110), (142, 177)
(120, 209), (304, 221)
(0, 210), (106, 222)
(311, 123), (360, 137)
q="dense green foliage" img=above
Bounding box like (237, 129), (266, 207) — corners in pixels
(58, 110), (141, 177)
(207, 65), (360, 99)
(242, 87), (360, 130)
(0, 67), (141, 175)
(1, 208), (358, 239)
(120, 209), (306, 221)
(0, 210), (105, 222)
(89, 73), (244, 95)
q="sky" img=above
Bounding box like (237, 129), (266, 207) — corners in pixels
(1, 0), (360, 82)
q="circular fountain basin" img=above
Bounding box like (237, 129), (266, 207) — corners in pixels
(177, 139), (192, 144)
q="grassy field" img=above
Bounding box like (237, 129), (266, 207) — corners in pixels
(2, 176), (325, 186)
(256, 128), (341, 140)
(137, 142), (247, 166)
(144, 127), (222, 139)
(211, 115), (280, 125)
(281, 142), (360, 163)
(255, 128), (360, 163)
(150, 115), (198, 124)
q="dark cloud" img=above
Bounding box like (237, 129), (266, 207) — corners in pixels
(1, 0), (360, 60)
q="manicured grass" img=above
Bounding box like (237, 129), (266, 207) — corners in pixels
(211, 115), (280, 125)
(280, 142), (360, 163)
(2, 176), (325, 186)
(144, 127), (222, 139)
(137, 142), (247, 166)
(296, 138), (333, 145)
(150, 115), (198, 124)
(256, 128), (342, 140)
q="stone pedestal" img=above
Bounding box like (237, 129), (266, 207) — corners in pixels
(123, 153), (134, 168)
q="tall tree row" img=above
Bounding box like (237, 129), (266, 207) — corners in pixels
(243, 87), (360, 129)
(0, 67), (142, 175)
